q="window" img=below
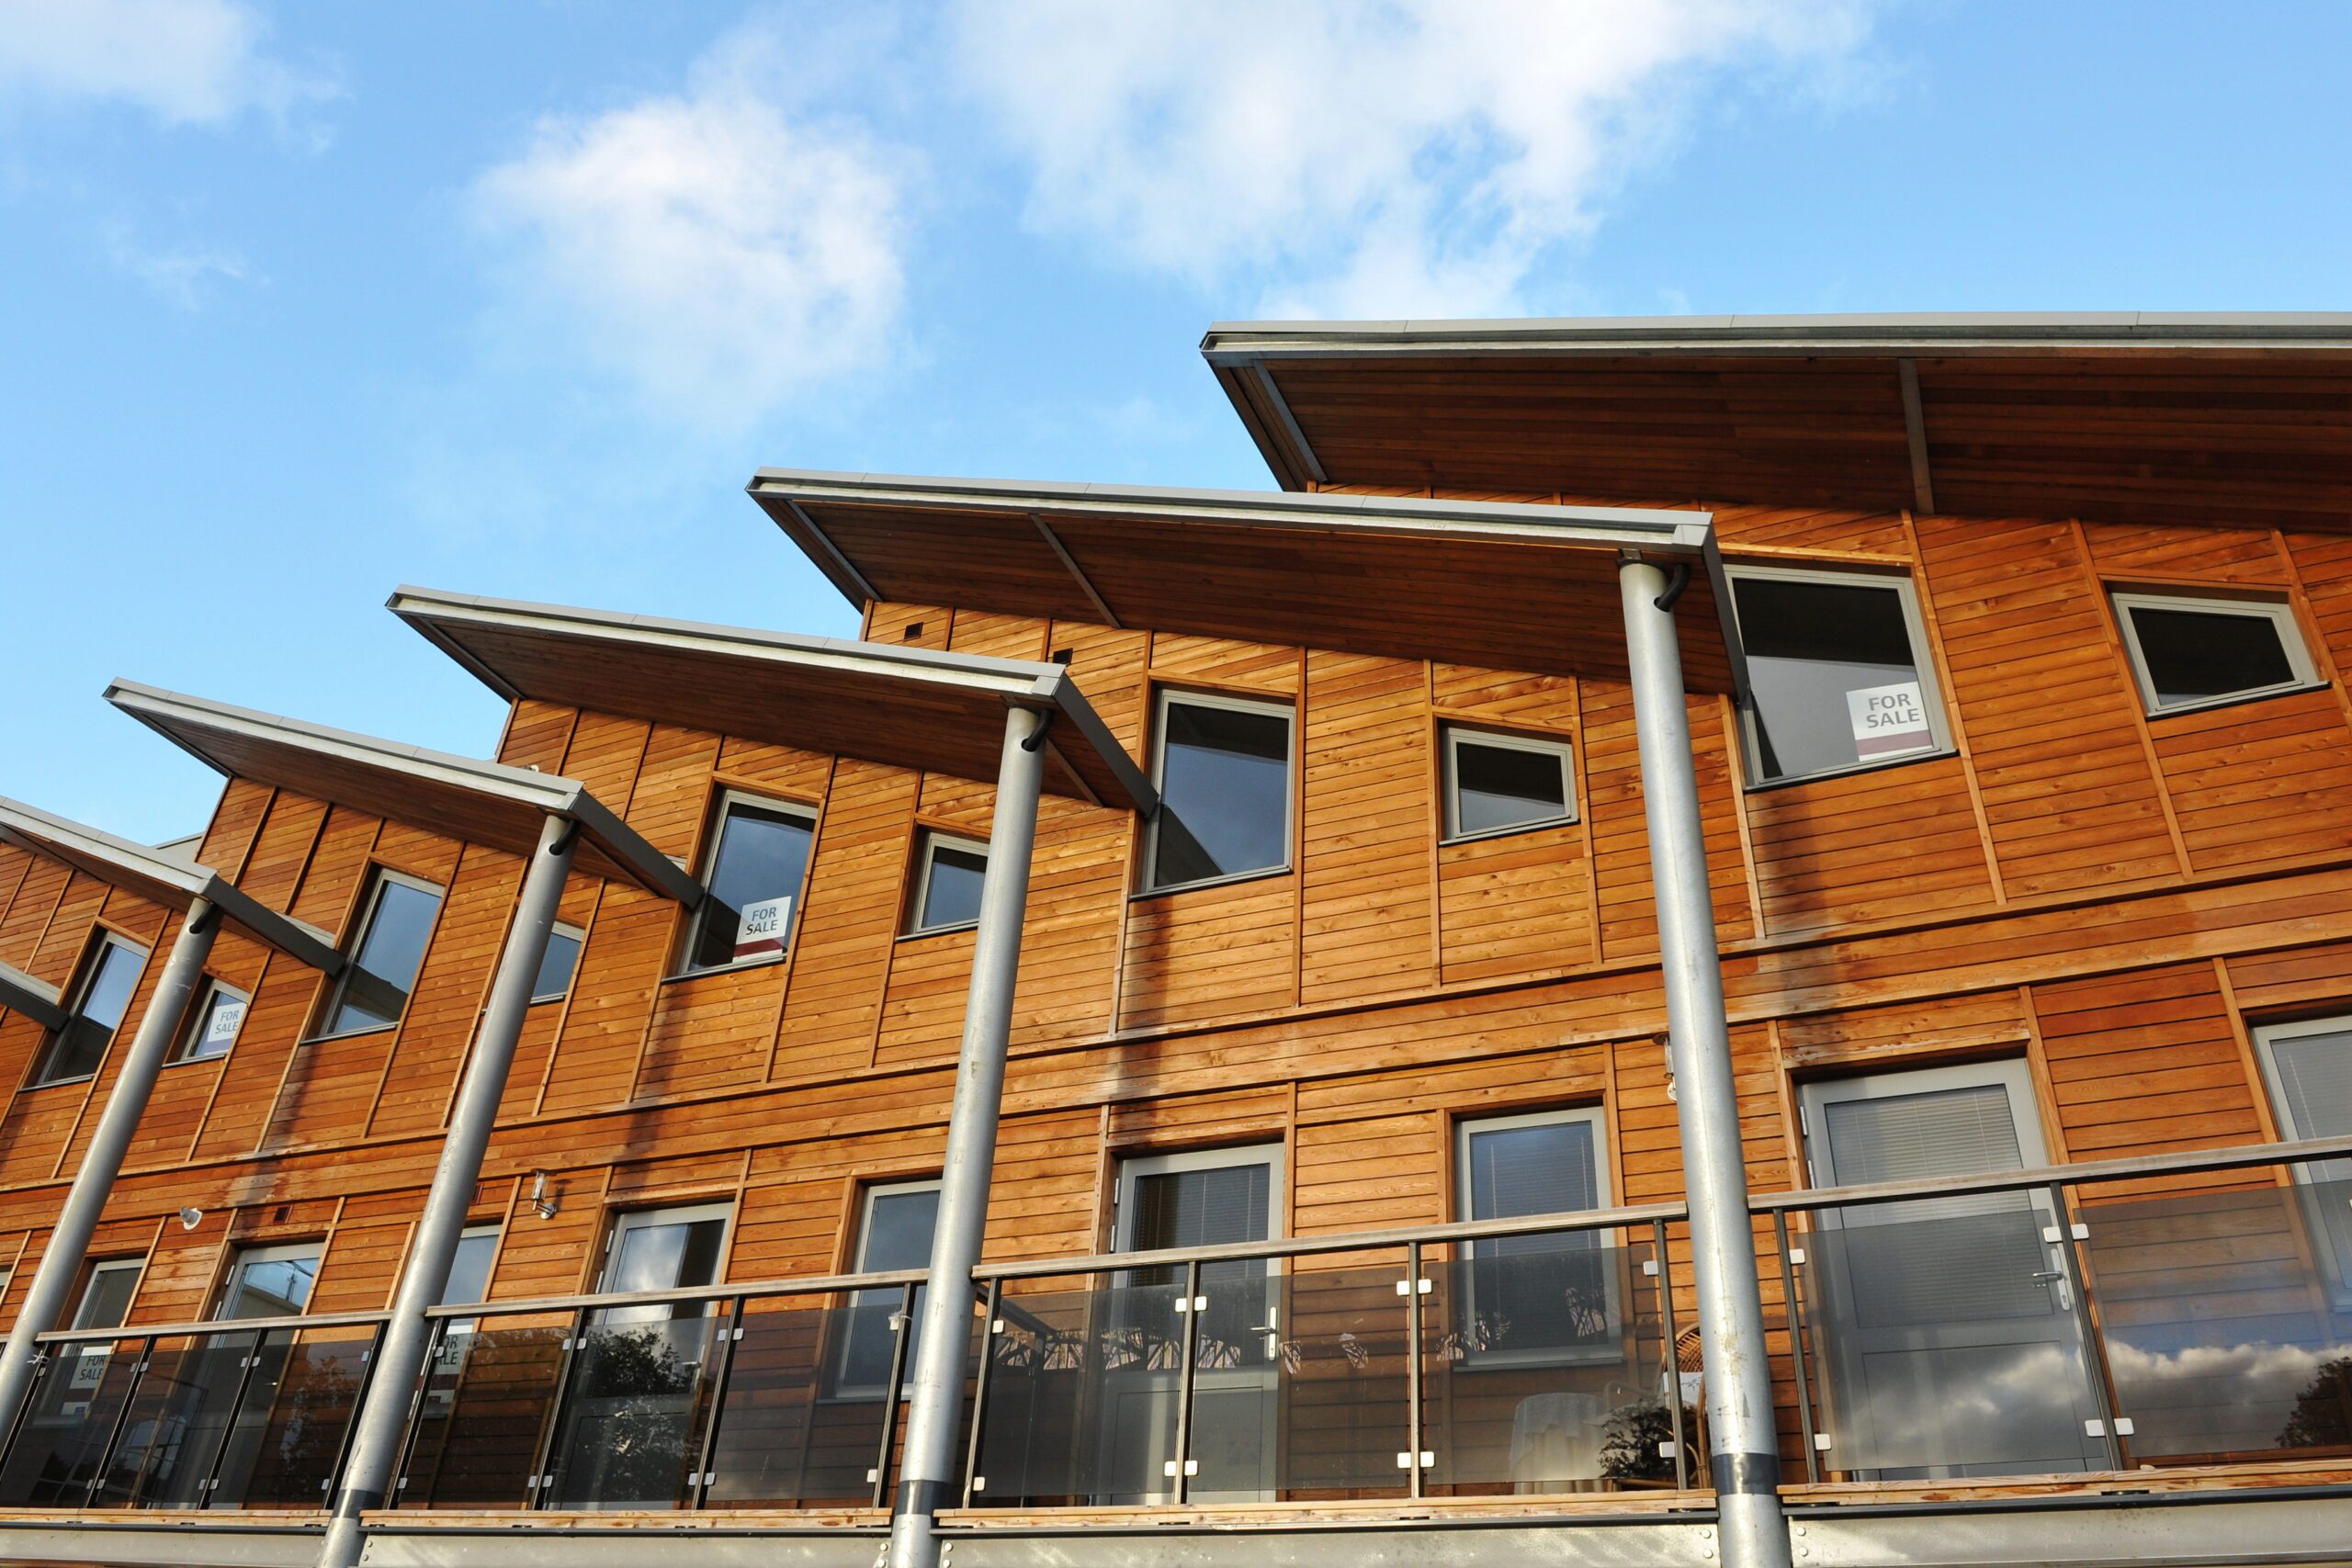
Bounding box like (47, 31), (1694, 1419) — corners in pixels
(2110, 590), (2316, 716)
(906, 833), (987, 935)
(838, 1179), (940, 1395)
(71, 1259), (142, 1332)
(2254, 1017), (2352, 1299)
(1442, 727), (1576, 841)
(1726, 565), (1948, 785)
(530, 922), (584, 1003)
(441, 1226), (500, 1309)
(1456, 1109), (1614, 1363)
(213, 1242), (322, 1319)
(172, 978), (250, 1064)
(30, 934), (147, 1086)
(681, 792), (815, 974)
(317, 870), (442, 1039)
(1144, 692), (1294, 893)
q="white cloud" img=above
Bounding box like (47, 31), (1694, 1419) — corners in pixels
(106, 231), (254, 309)
(0, 0), (334, 128)
(949, 0), (1877, 316)
(468, 28), (910, 426)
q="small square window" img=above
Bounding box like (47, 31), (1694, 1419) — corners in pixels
(30, 934), (148, 1086)
(907, 833), (988, 935)
(173, 978), (251, 1064)
(2110, 590), (2315, 716)
(1144, 691), (1294, 893)
(1442, 727), (1576, 842)
(1727, 565), (1948, 785)
(530, 923), (584, 1003)
(680, 792), (816, 975)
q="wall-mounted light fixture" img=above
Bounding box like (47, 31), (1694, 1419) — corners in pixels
(176, 1207), (204, 1231)
(528, 1171), (560, 1220)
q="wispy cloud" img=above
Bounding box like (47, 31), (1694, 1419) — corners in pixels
(0, 0), (336, 132)
(466, 17), (912, 428)
(105, 230), (254, 309)
(948, 0), (1880, 317)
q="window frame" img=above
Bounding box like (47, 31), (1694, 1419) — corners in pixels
(311, 867), (445, 1042)
(70, 1258), (144, 1330)
(675, 788), (819, 978)
(1440, 724), (1578, 844)
(1112, 1142), (1287, 1277)
(1139, 688), (1297, 897)
(1723, 561), (1953, 789)
(2109, 587), (2320, 718)
(2250, 1015), (2352, 1305)
(29, 931), (151, 1088)
(832, 1177), (944, 1399)
(903, 832), (989, 938)
(210, 1240), (325, 1321)
(171, 976), (253, 1065)
(1453, 1106), (1619, 1369)
(529, 920), (587, 1005)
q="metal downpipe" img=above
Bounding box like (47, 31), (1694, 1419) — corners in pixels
(318, 813), (577, 1568)
(887, 705), (1050, 1568)
(1617, 555), (1794, 1568)
(0, 897), (221, 1439)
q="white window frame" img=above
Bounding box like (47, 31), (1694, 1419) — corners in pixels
(31, 932), (150, 1087)
(1724, 561), (1952, 788)
(1441, 725), (1577, 843)
(313, 867), (444, 1042)
(2109, 588), (2318, 717)
(529, 921), (587, 1004)
(172, 976), (252, 1064)
(1140, 689), (1296, 896)
(71, 1258), (144, 1330)
(2250, 1015), (2352, 1303)
(676, 789), (818, 976)
(904, 832), (988, 937)
(1113, 1143), (1287, 1269)
(211, 1240), (324, 1320)
(1454, 1106), (1619, 1368)
(834, 1177), (943, 1399)
(595, 1201), (737, 1291)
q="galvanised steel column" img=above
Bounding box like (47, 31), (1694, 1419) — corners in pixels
(0, 897), (220, 1437)
(320, 813), (576, 1568)
(888, 705), (1048, 1568)
(1618, 554), (1793, 1568)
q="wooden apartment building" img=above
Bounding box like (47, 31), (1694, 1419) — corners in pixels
(0, 313), (2348, 1568)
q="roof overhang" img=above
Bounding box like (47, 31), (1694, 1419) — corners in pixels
(749, 469), (1741, 694)
(104, 682), (701, 904)
(0, 795), (343, 971)
(387, 587), (1155, 814)
(0, 957), (68, 1031)
(1201, 311), (2352, 530)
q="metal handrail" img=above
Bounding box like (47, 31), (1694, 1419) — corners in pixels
(419, 1265), (928, 1320)
(32, 1309), (391, 1346)
(1752, 1130), (2352, 1213)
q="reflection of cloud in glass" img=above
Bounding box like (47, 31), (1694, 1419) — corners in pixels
(2104, 1337), (2352, 1453)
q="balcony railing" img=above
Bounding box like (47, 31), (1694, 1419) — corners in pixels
(5, 1134), (2351, 1522)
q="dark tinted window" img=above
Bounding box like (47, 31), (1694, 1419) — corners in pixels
(34, 939), (144, 1084)
(2125, 604), (2300, 710)
(322, 875), (441, 1036)
(1733, 572), (1936, 783)
(686, 801), (814, 971)
(913, 838), (987, 932)
(529, 928), (582, 1002)
(1149, 698), (1291, 889)
(840, 1187), (940, 1393)
(1450, 733), (1571, 838)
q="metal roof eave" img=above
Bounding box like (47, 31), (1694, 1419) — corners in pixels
(386, 587), (1157, 816)
(0, 958), (68, 1032)
(102, 682), (701, 905)
(0, 795), (343, 971)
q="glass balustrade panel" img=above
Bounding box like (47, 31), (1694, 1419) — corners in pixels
(397, 1314), (571, 1509)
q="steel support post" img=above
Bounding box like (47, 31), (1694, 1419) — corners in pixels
(0, 897), (221, 1441)
(887, 705), (1049, 1568)
(1618, 555), (1793, 1568)
(319, 813), (577, 1568)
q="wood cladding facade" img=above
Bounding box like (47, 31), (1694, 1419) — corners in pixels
(5, 496), (2352, 1481)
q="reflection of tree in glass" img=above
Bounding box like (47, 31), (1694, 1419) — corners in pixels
(2278, 1355), (2352, 1450)
(261, 1351), (359, 1500)
(575, 1326), (698, 1497)
(1599, 1398), (1695, 1484)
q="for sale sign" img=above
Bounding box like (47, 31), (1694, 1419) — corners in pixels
(733, 895), (793, 962)
(1847, 681), (1933, 759)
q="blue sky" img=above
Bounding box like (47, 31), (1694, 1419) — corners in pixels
(3, 0), (2347, 843)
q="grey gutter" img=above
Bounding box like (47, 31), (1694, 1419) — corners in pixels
(387, 586), (1159, 816)
(1200, 310), (2352, 361)
(0, 794), (343, 972)
(0, 957), (68, 1031)
(103, 680), (701, 905)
